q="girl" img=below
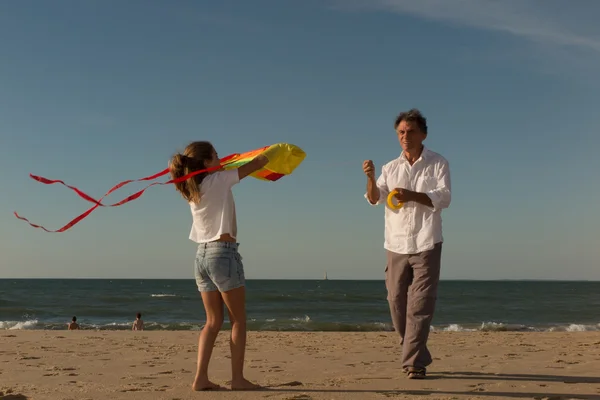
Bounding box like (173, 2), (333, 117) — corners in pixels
(169, 141), (268, 391)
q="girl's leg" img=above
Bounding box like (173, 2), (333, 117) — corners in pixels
(192, 290), (225, 391)
(221, 286), (260, 390)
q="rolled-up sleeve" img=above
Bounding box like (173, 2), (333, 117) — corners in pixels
(426, 159), (451, 212)
(364, 167), (389, 206)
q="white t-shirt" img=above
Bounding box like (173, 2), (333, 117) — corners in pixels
(188, 169), (240, 243)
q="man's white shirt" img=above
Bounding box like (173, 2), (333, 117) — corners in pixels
(365, 147), (451, 254)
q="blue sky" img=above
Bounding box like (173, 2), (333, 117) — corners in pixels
(1, 0), (599, 280)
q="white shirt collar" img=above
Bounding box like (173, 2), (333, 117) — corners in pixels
(399, 146), (430, 163)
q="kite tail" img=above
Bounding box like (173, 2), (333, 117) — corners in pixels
(13, 154), (239, 233)
(14, 143), (305, 233)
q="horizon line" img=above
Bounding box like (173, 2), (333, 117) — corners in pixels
(1, 278), (599, 282)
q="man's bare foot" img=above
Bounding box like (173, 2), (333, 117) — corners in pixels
(192, 379), (224, 391)
(231, 378), (262, 391)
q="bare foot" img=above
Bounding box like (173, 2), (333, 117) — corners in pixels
(192, 379), (224, 391)
(231, 378), (262, 391)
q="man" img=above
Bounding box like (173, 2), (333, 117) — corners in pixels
(363, 108), (451, 379)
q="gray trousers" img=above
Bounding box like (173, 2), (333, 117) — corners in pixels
(385, 242), (442, 370)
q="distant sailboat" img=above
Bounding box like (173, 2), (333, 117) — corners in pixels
(324, 271), (328, 280)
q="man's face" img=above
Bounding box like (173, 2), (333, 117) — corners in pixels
(396, 120), (426, 152)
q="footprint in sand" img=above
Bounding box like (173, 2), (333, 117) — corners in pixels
(0, 388), (28, 400)
(284, 381), (303, 386)
(48, 366), (77, 372)
(554, 359), (579, 365)
(119, 382), (154, 392)
(469, 383), (487, 392)
(16, 356), (41, 360)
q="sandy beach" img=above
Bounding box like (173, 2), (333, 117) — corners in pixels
(1, 331), (599, 400)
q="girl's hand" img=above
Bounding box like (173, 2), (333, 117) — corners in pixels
(237, 155), (268, 180)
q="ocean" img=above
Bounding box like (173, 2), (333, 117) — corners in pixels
(1, 279), (599, 332)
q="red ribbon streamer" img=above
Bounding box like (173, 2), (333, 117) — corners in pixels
(14, 153), (239, 233)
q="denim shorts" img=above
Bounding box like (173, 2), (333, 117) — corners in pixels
(194, 242), (245, 292)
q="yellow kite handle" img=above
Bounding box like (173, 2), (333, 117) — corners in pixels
(387, 190), (404, 210)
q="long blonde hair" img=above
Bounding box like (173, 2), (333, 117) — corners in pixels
(169, 141), (215, 203)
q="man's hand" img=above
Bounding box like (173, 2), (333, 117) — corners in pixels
(394, 187), (433, 208)
(363, 160), (375, 180)
(393, 188), (416, 203)
(364, 160), (380, 204)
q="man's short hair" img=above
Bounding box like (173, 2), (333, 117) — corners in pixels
(394, 108), (428, 134)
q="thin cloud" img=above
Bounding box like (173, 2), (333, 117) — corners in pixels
(330, 0), (600, 53)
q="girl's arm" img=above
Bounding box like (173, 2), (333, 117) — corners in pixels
(237, 154), (269, 180)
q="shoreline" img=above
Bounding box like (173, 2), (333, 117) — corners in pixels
(2, 331), (599, 399)
(3, 321), (600, 332)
